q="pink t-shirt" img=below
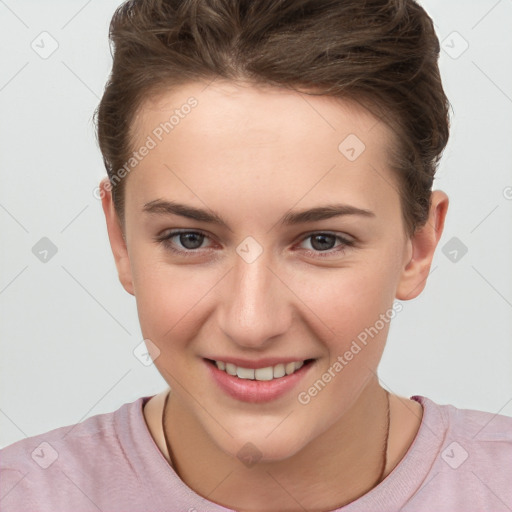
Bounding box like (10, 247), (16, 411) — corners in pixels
(1, 395), (511, 511)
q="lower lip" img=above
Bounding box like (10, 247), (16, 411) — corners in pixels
(204, 359), (314, 403)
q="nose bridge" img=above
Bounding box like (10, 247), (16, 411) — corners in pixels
(218, 248), (290, 348)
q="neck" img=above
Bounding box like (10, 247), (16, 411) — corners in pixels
(162, 377), (391, 512)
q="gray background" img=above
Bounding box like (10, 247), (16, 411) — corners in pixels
(1, 0), (511, 447)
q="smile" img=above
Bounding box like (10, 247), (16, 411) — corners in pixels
(211, 359), (307, 381)
(204, 358), (315, 403)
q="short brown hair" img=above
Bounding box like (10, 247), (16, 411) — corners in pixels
(95, 0), (450, 235)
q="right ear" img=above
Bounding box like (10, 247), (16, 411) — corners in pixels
(99, 177), (135, 296)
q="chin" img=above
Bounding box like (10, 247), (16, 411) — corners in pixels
(217, 428), (313, 465)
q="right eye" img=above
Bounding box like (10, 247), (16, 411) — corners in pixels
(155, 230), (214, 255)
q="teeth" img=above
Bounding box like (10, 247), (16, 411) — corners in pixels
(225, 362), (237, 376)
(254, 367), (273, 381)
(213, 359), (307, 380)
(236, 367), (255, 380)
(285, 362), (296, 375)
(273, 363), (285, 378)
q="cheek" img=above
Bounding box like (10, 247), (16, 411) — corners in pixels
(130, 254), (201, 343)
(291, 252), (400, 404)
(294, 258), (399, 343)
(294, 268), (396, 423)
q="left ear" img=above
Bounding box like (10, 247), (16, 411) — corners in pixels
(396, 190), (449, 300)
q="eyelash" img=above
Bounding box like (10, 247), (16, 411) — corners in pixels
(154, 229), (355, 259)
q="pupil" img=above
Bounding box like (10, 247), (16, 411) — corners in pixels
(180, 233), (204, 249)
(311, 234), (335, 251)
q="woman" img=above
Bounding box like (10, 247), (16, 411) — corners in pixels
(1, 0), (511, 510)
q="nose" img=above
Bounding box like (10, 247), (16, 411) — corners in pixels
(217, 249), (292, 350)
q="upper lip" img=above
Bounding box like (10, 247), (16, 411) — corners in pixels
(204, 356), (313, 369)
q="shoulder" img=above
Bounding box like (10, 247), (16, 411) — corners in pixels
(1, 402), (119, 472)
(416, 395), (512, 465)
(418, 395), (512, 450)
(0, 396), (152, 512)
(407, 396), (512, 510)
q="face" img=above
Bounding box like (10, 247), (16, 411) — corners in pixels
(104, 80), (425, 461)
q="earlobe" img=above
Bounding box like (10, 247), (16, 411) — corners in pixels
(99, 177), (135, 296)
(396, 190), (449, 300)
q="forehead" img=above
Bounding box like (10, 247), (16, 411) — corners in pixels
(133, 80), (388, 149)
(126, 80), (400, 219)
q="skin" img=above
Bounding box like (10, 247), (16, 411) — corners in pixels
(100, 80), (448, 512)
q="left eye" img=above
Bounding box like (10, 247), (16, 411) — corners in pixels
(156, 230), (353, 257)
(299, 233), (347, 252)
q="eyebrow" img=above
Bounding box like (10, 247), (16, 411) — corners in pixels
(143, 199), (375, 229)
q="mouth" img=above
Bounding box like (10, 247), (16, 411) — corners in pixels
(204, 358), (316, 403)
(205, 358), (315, 380)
